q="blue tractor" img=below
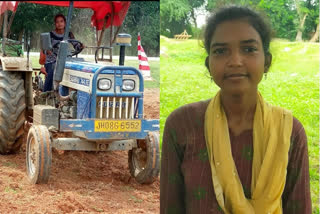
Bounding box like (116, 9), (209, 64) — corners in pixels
(0, 1), (160, 184)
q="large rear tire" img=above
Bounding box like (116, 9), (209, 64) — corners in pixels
(128, 132), (160, 184)
(0, 70), (25, 154)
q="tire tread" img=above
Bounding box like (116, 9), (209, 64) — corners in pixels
(0, 70), (25, 154)
(129, 132), (160, 184)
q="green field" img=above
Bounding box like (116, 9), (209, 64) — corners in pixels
(30, 56), (159, 89)
(160, 36), (319, 213)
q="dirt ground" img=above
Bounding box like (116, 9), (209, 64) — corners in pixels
(0, 88), (160, 213)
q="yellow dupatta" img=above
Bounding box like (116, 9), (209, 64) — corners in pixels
(204, 91), (293, 214)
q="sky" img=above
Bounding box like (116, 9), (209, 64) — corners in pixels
(194, 2), (210, 28)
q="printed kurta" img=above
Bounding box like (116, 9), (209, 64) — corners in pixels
(160, 100), (311, 214)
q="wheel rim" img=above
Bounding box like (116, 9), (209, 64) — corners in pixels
(27, 136), (37, 176)
(132, 148), (147, 176)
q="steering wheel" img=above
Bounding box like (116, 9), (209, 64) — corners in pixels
(66, 39), (84, 56)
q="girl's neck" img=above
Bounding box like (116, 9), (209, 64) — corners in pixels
(220, 90), (257, 135)
(55, 29), (65, 35)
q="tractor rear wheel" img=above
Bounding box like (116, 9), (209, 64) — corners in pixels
(128, 132), (160, 184)
(0, 70), (25, 154)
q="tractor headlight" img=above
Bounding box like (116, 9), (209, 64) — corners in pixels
(98, 78), (112, 90)
(122, 79), (135, 91)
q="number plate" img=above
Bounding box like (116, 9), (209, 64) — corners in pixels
(94, 120), (141, 132)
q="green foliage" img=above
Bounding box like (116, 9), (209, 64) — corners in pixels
(190, 26), (203, 40)
(160, 0), (191, 22)
(206, 0), (261, 11)
(69, 8), (95, 48)
(302, 0), (319, 40)
(188, 0), (205, 10)
(0, 39), (23, 56)
(160, 37), (319, 213)
(160, 0), (204, 37)
(10, 3), (69, 40)
(258, 0), (298, 40)
(163, 0), (319, 41)
(8, 2), (160, 57)
(121, 1), (160, 57)
(188, 0), (206, 28)
(161, 18), (193, 38)
(206, 0), (299, 40)
(160, 0), (191, 37)
(259, 0), (318, 41)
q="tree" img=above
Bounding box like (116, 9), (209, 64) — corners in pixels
(303, 0), (319, 42)
(160, 0), (192, 37)
(121, 1), (160, 57)
(10, 3), (69, 38)
(8, 3), (71, 50)
(160, 0), (206, 38)
(6, 2), (160, 56)
(187, 0), (205, 29)
(294, 0), (310, 41)
(206, 0), (261, 11)
(258, 0), (298, 40)
(309, 23), (319, 42)
(259, 0), (319, 41)
(205, 0), (319, 42)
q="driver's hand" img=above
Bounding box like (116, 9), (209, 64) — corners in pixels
(40, 67), (47, 76)
(81, 43), (85, 49)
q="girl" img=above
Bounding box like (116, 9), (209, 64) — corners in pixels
(39, 13), (83, 92)
(160, 6), (311, 214)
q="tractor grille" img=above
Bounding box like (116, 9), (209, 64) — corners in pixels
(96, 96), (138, 119)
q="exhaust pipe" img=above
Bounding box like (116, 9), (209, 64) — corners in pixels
(115, 33), (131, 66)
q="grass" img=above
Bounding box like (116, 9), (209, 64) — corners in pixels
(129, 195), (143, 203)
(160, 36), (319, 213)
(2, 162), (18, 168)
(4, 186), (19, 194)
(29, 55), (159, 89)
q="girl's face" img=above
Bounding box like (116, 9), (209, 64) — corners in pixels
(55, 17), (65, 31)
(208, 20), (270, 95)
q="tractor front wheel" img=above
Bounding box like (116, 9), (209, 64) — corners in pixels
(128, 132), (160, 184)
(26, 125), (52, 184)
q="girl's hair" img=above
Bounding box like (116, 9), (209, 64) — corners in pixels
(204, 5), (272, 55)
(54, 13), (66, 24)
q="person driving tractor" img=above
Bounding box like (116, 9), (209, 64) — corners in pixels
(39, 13), (84, 92)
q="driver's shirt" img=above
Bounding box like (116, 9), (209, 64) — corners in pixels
(44, 30), (81, 64)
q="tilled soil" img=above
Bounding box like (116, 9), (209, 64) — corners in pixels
(0, 88), (160, 214)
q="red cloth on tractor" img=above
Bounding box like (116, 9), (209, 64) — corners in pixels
(2, 1), (130, 30)
(0, 1), (18, 15)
